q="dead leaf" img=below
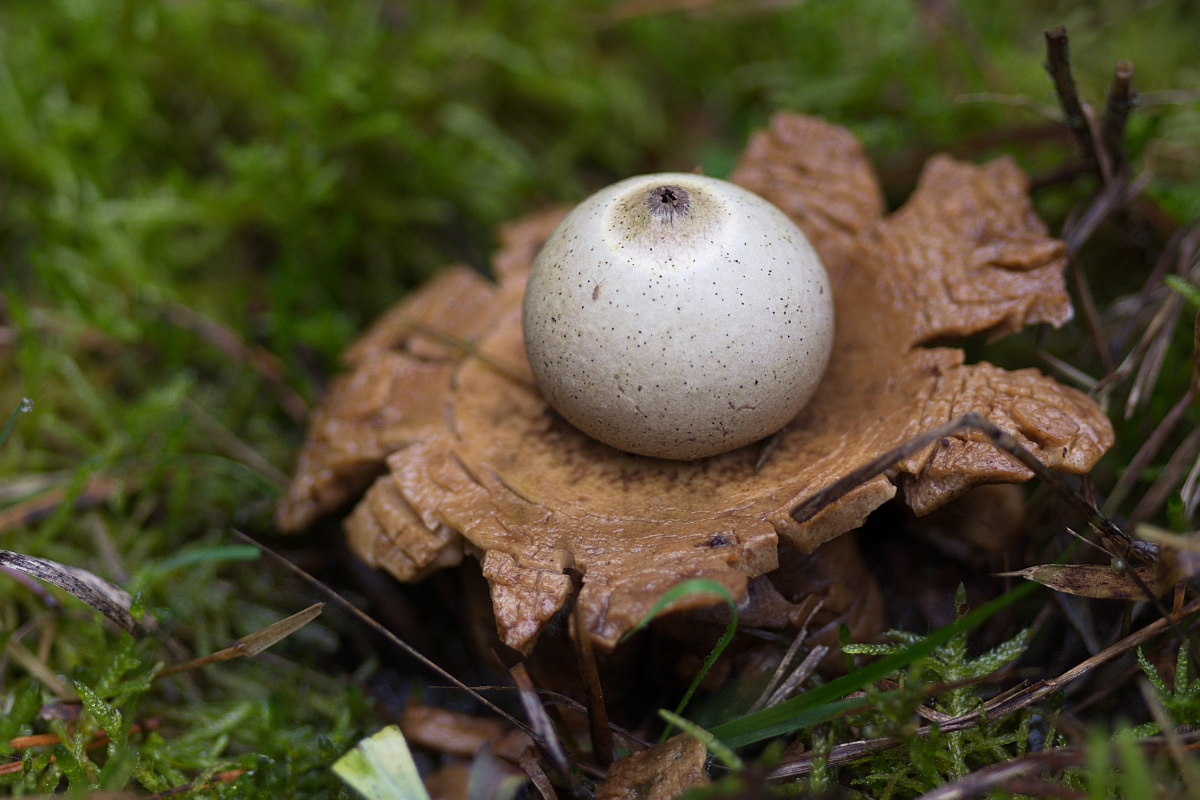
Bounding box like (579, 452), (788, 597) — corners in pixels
(156, 603), (323, 678)
(0, 550), (153, 636)
(400, 705), (532, 763)
(997, 564), (1164, 601)
(595, 735), (709, 800)
(279, 114), (1113, 654)
(424, 763), (472, 800)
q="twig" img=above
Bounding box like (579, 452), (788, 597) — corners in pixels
(520, 746), (560, 800)
(1044, 26), (1111, 183)
(229, 529), (541, 742)
(1102, 61), (1136, 173)
(916, 748), (1087, 800)
(789, 414), (1134, 556)
(572, 601), (614, 768)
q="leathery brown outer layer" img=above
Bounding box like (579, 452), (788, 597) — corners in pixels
(277, 113), (1114, 655)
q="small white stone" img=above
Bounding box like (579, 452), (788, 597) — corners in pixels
(522, 172), (834, 460)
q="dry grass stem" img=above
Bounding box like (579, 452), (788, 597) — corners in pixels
(1131, 426), (1200, 525)
(230, 529), (540, 741)
(509, 663), (576, 787)
(764, 646), (829, 709)
(164, 303), (309, 422)
(750, 601), (824, 713)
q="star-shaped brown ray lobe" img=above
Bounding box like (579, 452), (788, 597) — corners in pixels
(345, 474), (466, 581)
(867, 156), (1072, 348)
(275, 266), (500, 532)
(894, 359), (1113, 515)
(730, 113), (885, 276)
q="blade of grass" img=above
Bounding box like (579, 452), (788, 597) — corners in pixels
(0, 398), (33, 450)
(625, 578), (738, 742)
(657, 710), (745, 772)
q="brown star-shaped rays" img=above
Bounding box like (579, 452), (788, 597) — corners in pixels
(278, 113), (1113, 655)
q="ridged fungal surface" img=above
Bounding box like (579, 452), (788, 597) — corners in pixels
(278, 114), (1113, 655)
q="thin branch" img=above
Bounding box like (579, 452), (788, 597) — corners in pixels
(1102, 60), (1136, 173)
(789, 414), (1134, 555)
(1044, 26), (1111, 183)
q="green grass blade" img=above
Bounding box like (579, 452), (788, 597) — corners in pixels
(658, 710), (745, 772)
(0, 398), (33, 451)
(151, 545), (262, 575)
(709, 580), (1037, 748)
(626, 578), (738, 741)
(1165, 275), (1200, 309)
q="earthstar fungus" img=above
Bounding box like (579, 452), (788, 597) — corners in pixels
(278, 113), (1114, 656)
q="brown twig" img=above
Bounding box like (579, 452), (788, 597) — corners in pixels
(1102, 61), (1136, 173)
(1044, 26), (1111, 184)
(520, 746), (560, 800)
(572, 601), (614, 768)
(789, 414), (1136, 557)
